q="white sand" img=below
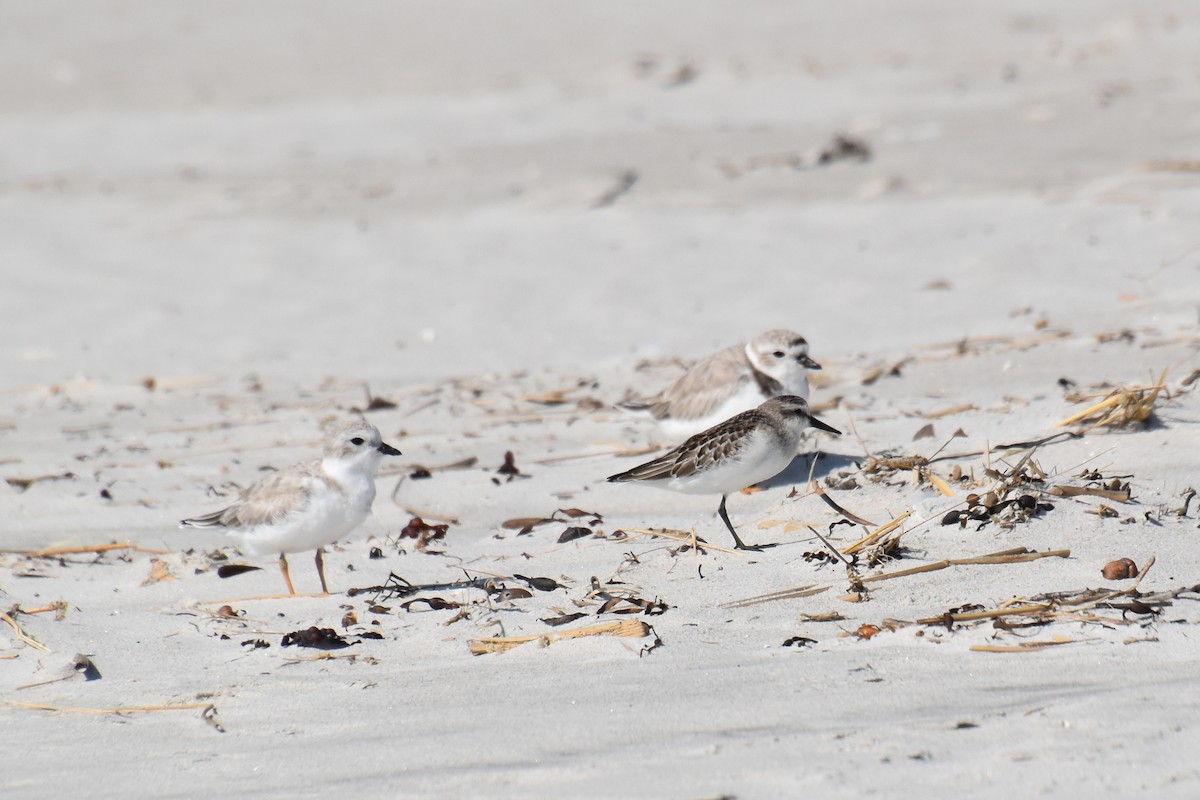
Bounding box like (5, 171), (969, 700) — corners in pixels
(3, 2), (1200, 797)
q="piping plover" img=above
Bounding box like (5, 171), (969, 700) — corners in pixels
(620, 329), (821, 439)
(607, 395), (839, 551)
(181, 420), (401, 594)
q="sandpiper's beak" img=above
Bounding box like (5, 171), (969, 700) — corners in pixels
(808, 414), (841, 435)
(378, 442), (402, 456)
(799, 354), (822, 370)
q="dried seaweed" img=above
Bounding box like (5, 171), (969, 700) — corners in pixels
(395, 517), (449, 551)
(400, 597), (461, 612)
(496, 451), (521, 478)
(281, 627), (354, 649)
(4, 472), (76, 493)
(596, 596), (668, 616)
(503, 507), (604, 535)
(512, 575), (564, 592)
(861, 455), (955, 496)
(348, 572), (491, 601)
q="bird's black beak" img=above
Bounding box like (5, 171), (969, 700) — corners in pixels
(378, 442), (402, 456)
(799, 354), (822, 370)
(808, 414), (841, 435)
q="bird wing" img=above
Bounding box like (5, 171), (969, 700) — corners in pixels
(181, 462), (324, 529)
(608, 410), (760, 482)
(629, 345), (750, 422)
(667, 411), (760, 477)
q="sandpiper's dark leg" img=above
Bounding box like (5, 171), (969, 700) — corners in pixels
(718, 495), (775, 551)
(314, 548), (330, 595)
(278, 554), (297, 595)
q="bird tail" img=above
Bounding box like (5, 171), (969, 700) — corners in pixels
(179, 509), (228, 529)
(607, 455), (674, 483)
(616, 396), (654, 412)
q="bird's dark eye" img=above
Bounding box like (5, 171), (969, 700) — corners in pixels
(772, 351), (785, 358)
(350, 437), (365, 446)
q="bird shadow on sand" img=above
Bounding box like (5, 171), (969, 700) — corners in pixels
(753, 450), (860, 491)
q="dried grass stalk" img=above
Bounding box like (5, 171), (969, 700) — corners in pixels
(1054, 369), (1168, 430)
(842, 512), (911, 555)
(8, 701), (213, 714)
(923, 403), (976, 419)
(969, 639), (1078, 653)
(867, 548), (1069, 585)
(0, 542), (171, 557)
(1, 612), (50, 652)
(722, 584), (830, 609)
(468, 619), (650, 655)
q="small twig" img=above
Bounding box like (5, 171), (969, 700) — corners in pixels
(0, 542), (171, 557)
(918, 604), (1052, 625)
(861, 560), (950, 584)
(804, 526), (854, 568)
(11, 601), (68, 616)
(811, 481), (877, 527)
(592, 169), (639, 208)
(949, 548), (1071, 565)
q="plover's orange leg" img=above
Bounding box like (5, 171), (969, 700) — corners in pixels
(278, 554), (297, 595)
(314, 548), (330, 595)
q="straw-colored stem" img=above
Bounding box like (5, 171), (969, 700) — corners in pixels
(0, 612), (50, 652)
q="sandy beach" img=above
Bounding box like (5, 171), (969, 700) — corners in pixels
(3, 2), (1200, 797)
